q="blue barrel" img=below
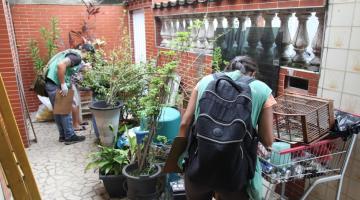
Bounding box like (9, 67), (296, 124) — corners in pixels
(140, 107), (181, 143)
(157, 107), (181, 143)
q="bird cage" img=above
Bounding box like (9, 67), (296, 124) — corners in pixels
(273, 94), (334, 144)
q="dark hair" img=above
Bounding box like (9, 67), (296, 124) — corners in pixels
(224, 56), (258, 74)
(79, 43), (95, 53)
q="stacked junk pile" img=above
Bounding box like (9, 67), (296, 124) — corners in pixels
(258, 93), (360, 200)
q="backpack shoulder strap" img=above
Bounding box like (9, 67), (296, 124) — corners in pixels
(212, 72), (226, 80)
(237, 75), (255, 85)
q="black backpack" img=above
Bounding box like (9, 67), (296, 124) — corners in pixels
(185, 73), (258, 191)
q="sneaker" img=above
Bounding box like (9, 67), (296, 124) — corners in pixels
(64, 134), (86, 145)
(59, 136), (65, 142)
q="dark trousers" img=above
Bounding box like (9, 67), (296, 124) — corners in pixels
(184, 174), (249, 200)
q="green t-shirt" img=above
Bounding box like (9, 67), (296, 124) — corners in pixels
(46, 49), (82, 88)
(195, 70), (272, 200)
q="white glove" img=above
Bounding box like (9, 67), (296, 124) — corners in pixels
(60, 83), (68, 96)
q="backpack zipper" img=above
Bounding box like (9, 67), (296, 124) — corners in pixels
(197, 133), (243, 144)
(204, 90), (252, 102)
(199, 114), (253, 140)
(199, 114), (249, 129)
(240, 145), (244, 159)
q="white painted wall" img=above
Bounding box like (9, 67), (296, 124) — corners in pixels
(318, 0), (360, 115)
(311, 1), (360, 200)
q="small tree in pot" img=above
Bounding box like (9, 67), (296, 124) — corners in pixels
(82, 25), (146, 146)
(121, 53), (178, 199)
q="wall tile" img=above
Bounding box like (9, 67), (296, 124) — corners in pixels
(353, 3), (360, 26)
(327, 5), (333, 27)
(340, 93), (360, 113)
(322, 89), (342, 108)
(328, 27), (351, 49)
(321, 47), (328, 69)
(324, 27), (330, 48)
(325, 48), (348, 71)
(322, 69), (345, 91)
(330, 3), (355, 27)
(318, 68), (326, 87)
(329, 0), (355, 3)
(346, 50), (360, 73)
(317, 88), (323, 96)
(343, 72), (360, 95)
(349, 27), (360, 50)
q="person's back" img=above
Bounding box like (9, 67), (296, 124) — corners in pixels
(178, 56), (275, 200)
(45, 44), (94, 145)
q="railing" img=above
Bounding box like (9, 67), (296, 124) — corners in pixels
(157, 9), (325, 71)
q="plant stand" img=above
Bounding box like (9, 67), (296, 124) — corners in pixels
(99, 173), (127, 198)
(89, 100), (123, 147)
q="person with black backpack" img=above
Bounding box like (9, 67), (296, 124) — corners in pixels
(179, 56), (276, 200)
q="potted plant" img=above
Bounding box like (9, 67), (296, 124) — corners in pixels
(86, 52), (125, 146)
(82, 26), (146, 146)
(85, 145), (130, 198)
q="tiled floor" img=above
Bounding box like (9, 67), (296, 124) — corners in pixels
(25, 117), (360, 200)
(26, 119), (112, 200)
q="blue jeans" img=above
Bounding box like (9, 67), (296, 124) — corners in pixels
(46, 81), (75, 139)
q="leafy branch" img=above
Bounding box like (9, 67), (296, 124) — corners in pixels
(29, 17), (60, 75)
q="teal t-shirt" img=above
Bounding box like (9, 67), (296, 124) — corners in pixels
(46, 49), (82, 88)
(195, 70), (272, 200)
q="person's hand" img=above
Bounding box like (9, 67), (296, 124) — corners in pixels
(60, 83), (68, 96)
(83, 63), (92, 71)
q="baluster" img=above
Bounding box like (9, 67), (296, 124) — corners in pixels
(236, 15), (247, 54)
(275, 12), (292, 65)
(224, 15), (233, 52)
(206, 17), (215, 54)
(292, 12), (310, 66)
(184, 18), (192, 48)
(189, 17), (198, 51)
(163, 18), (171, 48)
(260, 12), (276, 63)
(310, 12), (324, 68)
(170, 18), (177, 47)
(160, 18), (167, 47)
(227, 16), (239, 58)
(246, 12), (261, 59)
(215, 16), (227, 50)
(178, 18), (185, 32)
(196, 18), (206, 51)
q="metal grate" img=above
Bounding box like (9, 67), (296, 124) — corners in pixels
(273, 94), (334, 144)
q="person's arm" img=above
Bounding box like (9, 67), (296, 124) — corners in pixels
(258, 106), (274, 148)
(178, 86), (198, 137)
(57, 61), (68, 85)
(57, 58), (72, 96)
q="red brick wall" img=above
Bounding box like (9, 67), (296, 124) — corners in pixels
(278, 67), (319, 96)
(0, 2), (28, 148)
(11, 4), (127, 112)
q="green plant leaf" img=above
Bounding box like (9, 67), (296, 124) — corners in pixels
(98, 161), (110, 168)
